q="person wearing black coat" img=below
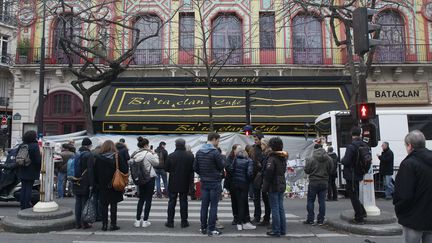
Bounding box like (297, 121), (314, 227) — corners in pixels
(94, 140), (128, 231)
(154, 142), (169, 198)
(17, 130), (41, 210)
(115, 141), (130, 163)
(73, 137), (95, 229)
(263, 137), (288, 237)
(341, 127), (367, 224)
(377, 142), (394, 200)
(394, 130), (432, 242)
(164, 138), (194, 228)
(227, 146), (255, 231)
(327, 146), (339, 201)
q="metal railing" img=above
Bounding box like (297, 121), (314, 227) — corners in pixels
(15, 44), (432, 66)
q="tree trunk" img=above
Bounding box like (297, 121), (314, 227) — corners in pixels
(82, 93), (95, 135)
(206, 78), (214, 132)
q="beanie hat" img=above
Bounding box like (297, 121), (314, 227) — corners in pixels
(82, 137), (92, 146)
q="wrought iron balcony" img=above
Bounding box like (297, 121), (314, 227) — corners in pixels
(15, 44), (432, 66)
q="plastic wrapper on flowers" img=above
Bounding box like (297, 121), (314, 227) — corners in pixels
(285, 159), (308, 199)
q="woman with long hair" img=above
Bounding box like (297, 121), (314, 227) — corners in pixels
(130, 136), (159, 228)
(94, 140), (128, 231)
(225, 144), (240, 225)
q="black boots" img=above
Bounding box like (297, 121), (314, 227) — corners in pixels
(101, 223), (108, 231)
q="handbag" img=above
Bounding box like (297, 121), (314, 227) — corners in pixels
(82, 193), (96, 224)
(112, 153), (129, 192)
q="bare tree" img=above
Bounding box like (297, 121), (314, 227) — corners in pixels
(42, 0), (177, 134)
(168, 0), (254, 132)
(278, 0), (412, 108)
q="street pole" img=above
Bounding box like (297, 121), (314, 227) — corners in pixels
(37, 0), (46, 138)
(245, 90), (251, 125)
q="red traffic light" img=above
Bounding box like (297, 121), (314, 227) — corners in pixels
(357, 103), (376, 120)
(245, 130), (252, 136)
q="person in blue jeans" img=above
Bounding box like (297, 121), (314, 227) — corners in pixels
(194, 132), (225, 236)
(377, 142), (394, 200)
(304, 143), (333, 225)
(154, 142), (168, 198)
(263, 137), (288, 237)
(58, 143), (75, 199)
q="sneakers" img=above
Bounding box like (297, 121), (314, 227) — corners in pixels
(236, 224), (242, 231)
(242, 222), (256, 230)
(134, 219), (142, 228)
(199, 228), (207, 235)
(208, 229), (222, 236)
(303, 220), (314, 225)
(316, 221), (324, 226)
(257, 220), (270, 226)
(215, 221), (224, 229)
(142, 221), (151, 228)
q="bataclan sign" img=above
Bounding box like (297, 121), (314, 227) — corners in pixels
(368, 83), (429, 105)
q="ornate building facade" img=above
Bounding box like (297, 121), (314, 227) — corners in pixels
(8, 0), (432, 143)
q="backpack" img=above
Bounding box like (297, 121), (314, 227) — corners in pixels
(16, 144), (31, 167)
(67, 152), (83, 179)
(129, 151), (151, 186)
(354, 142), (372, 175)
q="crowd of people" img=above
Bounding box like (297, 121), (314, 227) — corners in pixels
(11, 129), (432, 242)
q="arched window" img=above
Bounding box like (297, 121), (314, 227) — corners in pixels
(133, 15), (162, 65)
(292, 15), (323, 64)
(52, 14), (81, 64)
(212, 14), (242, 65)
(376, 11), (405, 63)
(42, 91), (85, 136)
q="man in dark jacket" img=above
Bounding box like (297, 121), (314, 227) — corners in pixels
(154, 141), (168, 198)
(115, 139), (130, 163)
(341, 127), (367, 224)
(251, 132), (270, 226)
(164, 138), (194, 228)
(377, 142), (394, 200)
(58, 143), (74, 198)
(394, 130), (432, 243)
(327, 146), (339, 201)
(73, 137), (95, 229)
(17, 130), (41, 210)
(194, 132), (225, 236)
(304, 144), (333, 225)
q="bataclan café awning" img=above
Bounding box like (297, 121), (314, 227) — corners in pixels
(92, 76), (351, 135)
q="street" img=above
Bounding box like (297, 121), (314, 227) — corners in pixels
(0, 196), (403, 243)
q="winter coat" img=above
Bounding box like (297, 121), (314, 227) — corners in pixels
(341, 138), (367, 181)
(250, 144), (264, 178)
(263, 151), (288, 193)
(328, 152), (339, 177)
(378, 148), (394, 176)
(131, 148), (159, 178)
(165, 145), (194, 193)
(115, 143), (130, 164)
(94, 152), (129, 204)
(305, 148), (333, 185)
(193, 143), (225, 183)
(227, 155), (253, 190)
(73, 147), (95, 196)
(393, 148), (432, 231)
(17, 142), (41, 181)
(154, 147), (168, 170)
(59, 150), (74, 173)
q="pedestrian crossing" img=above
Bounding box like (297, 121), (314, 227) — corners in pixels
(115, 197), (300, 223)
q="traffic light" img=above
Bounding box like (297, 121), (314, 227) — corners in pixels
(362, 122), (378, 147)
(243, 125), (253, 136)
(353, 7), (381, 55)
(357, 102), (376, 120)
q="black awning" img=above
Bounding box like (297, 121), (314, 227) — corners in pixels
(93, 76), (351, 134)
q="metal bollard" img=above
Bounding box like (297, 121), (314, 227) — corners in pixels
(33, 141), (59, 213)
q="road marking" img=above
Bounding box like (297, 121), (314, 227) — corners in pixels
(55, 231), (349, 238)
(73, 242), (161, 243)
(115, 217), (304, 223)
(116, 205), (250, 210)
(116, 211), (299, 218)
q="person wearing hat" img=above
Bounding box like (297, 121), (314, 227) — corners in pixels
(73, 137), (95, 229)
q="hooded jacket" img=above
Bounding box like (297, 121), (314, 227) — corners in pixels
(263, 151), (288, 193)
(228, 155), (253, 190)
(17, 141), (41, 181)
(305, 148), (333, 185)
(193, 143), (225, 183)
(154, 146), (168, 170)
(393, 148), (432, 231)
(130, 148), (159, 178)
(94, 152), (128, 204)
(115, 142), (130, 163)
(73, 147), (94, 196)
(165, 143), (194, 193)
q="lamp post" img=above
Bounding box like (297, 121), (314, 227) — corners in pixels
(37, 0), (46, 138)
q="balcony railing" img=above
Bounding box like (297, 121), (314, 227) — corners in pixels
(15, 44), (432, 66)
